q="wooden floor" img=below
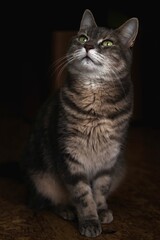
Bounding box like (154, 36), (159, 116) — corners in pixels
(0, 103), (160, 240)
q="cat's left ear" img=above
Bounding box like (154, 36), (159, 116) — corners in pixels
(116, 18), (139, 48)
(79, 9), (97, 30)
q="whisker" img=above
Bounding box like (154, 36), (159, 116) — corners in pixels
(48, 52), (75, 78)
(48, 56), (67, 75)
(91, 52), (104, 64)
(55, 55), (75, 81)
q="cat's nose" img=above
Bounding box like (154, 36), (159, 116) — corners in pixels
(84, 42), (94, 52)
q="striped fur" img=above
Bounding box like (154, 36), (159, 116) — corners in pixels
(22, 9), (139, 237)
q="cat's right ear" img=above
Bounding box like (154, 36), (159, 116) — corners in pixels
(79, 9), (97, 30)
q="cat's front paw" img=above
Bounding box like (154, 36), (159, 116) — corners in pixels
(79, 219), (102, 237)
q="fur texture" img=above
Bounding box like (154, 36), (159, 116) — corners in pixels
(22, 9), (139, 237)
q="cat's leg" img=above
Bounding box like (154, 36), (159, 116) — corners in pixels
(57, 152), (102, 237)
(66, 180), (102, 237)
(92, 172), (113, 224)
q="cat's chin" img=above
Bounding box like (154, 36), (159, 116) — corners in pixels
(69, 61), (98, 74)
(80, 58), (98, 70)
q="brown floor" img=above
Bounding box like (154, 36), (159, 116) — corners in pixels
(0, 103), (160, 240)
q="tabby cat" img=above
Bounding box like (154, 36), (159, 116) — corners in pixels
(22, 9), (139, 237)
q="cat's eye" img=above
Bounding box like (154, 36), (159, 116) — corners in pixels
(101, 40), (113, 47)
(78, 35), (88, 44)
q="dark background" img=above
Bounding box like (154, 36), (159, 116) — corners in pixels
(2, 2), (160, 127)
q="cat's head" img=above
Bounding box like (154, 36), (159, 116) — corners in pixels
(67, 9), (139, 80)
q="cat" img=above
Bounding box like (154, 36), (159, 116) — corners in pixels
(22, 9), (139, 237)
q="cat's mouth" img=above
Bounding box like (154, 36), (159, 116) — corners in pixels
(82, 56), (95, 64)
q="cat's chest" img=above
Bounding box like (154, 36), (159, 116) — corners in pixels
(65, 119), (121, 177)
(81, 139), (120, 178)
(79, 89), (103, 113)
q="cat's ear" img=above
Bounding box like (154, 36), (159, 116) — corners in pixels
(116, 18), (139, 48)
(79, 9), (97, 30)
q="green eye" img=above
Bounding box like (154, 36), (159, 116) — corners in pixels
(78, 35), (88, 44)
(101, 40), (113, 47)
